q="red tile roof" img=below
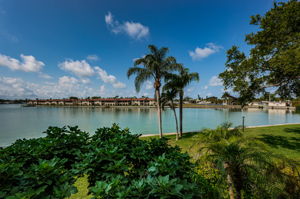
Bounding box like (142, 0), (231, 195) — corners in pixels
(30, 98), (155, 102)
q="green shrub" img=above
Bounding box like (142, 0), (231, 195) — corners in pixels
(0, 158), (77, 199)
(0, 124), (217, 198)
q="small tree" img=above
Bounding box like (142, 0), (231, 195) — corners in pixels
(164, 68), (199, 137)
(161, 89), (179, 140)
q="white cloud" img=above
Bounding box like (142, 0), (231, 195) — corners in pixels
(87, 55), (99, 61)
(105, 12), (149, 39)
(105, 12), (113, 24)
(59, 58), (125, 89)
(59, 60), (95, 77)
(94, 66), (126, 88)
(209, 76), (223, 86)
(0, 77), (36, 98)
(80, 78), (90, 84)
(203, 85), (208, 90)
(186, 87), (194, 93)
(38, 73), (52, 79)
(94, 66), (116, 83)
(145, 81), (153, 90)
(0, 76), (112, 99)
(123, 22), (149, 39)
(99, 85), (105, 94)
(112, 82), (126, 89)
(58, 76), (78, 85)
(0, 54), (44, 72)
(189, 43), (222, 60)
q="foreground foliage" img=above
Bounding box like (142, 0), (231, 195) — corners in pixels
(0, 124), (216, 199)
(1, 123), (300, 199)
(196, 123), (300, 199)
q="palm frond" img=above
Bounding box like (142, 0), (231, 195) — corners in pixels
(127, 67), (149, 78)
(148, 45), (159, 55)
(134, 71), (153, 92)
(134, 58), (146, 66)
(158, 47), (169, 60)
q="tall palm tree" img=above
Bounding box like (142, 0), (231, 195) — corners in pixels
(127, 45), (182, 138)
(161, 89), (179, 140)
(164, 68), (199, 137)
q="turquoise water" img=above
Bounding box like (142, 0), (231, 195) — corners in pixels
(1, 104), (300, 147)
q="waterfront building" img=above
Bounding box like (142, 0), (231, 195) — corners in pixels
(27, 98), (156, 107)
(248, 101), (292, 109)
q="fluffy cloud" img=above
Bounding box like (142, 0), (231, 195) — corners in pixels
(59, 60), (95, 77)
(105, 12), (113, 24)
(189, 43), (222, 60)
(145, 81), (153, 90)
(112, 82), (126, 89)
(94, 66), (116, 83)
(123, 22), (149, 39)
(209, 76), (223, 86)
(99, 85), (105, 94)
(94, 66), (126, 88)
(0, 77), (36, 98)
(105, 12), (149, 39)
(0, 54), (44, 72)
(58, 76), (78, 85)
(86, 55), (99, 61)
(59, 59), (125, 89)
(0, 76), (110, 99)
(80, 78), (90, 84)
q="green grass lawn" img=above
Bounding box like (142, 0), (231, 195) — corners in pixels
(68, 124), (300, 198)
(163, 124), (300, 161)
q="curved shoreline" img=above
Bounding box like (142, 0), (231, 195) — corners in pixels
(140, 123), (300, 137)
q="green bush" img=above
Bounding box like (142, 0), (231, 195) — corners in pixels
(0, 124), (217, 198)
(0, 158), (77, 199)
(83, 124), (217, 198)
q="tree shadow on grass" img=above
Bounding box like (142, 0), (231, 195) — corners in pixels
(257, 134), (300, 151)
(284, 127), (300, 134)
(181, 132), (199, 139)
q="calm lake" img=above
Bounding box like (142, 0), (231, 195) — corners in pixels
(1, 104), (300, 147)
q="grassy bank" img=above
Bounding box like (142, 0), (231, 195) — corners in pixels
(69, 124), (300, 198)
(162, 124), (300, 161)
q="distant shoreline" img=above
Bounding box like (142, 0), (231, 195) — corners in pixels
(22, 104), (296, 110)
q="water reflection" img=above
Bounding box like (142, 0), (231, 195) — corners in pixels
(0, 104), (300, 147)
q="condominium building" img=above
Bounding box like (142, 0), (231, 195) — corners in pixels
(27, 98), (156, 107)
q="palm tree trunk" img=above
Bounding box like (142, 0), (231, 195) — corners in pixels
(179, 90), (183, 137)
(171, 100), (179, 141)
(155, 88), (163, 138)
(224, 162), (235, 199)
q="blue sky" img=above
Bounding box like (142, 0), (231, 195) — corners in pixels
(0, 0), (275, 99)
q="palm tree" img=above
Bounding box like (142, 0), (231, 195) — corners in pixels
(198, 124), (300, 199)
(161, 89), (179, 140)
(164, 68), (199, 137)
(127, 45), (182, 138)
